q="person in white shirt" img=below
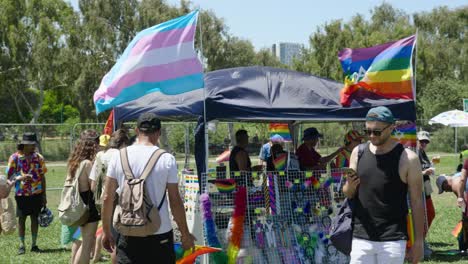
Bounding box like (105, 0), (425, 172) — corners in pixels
(90, 129), (129, 264)
(101, 112), (194, 263)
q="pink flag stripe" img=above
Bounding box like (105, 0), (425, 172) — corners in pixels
(338, 35), (415, 61)
(129, 25), (196, 57)
(115, 42), (198, 81)
(94, 58), (202, 101)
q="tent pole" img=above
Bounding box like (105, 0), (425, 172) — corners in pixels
(455, 127), (458, 153)
(198, 8), (209, 174)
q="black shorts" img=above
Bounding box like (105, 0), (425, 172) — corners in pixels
(117, 230), (175, 264)
(79, 190), (101, 224)
(15, 194), (43, 217)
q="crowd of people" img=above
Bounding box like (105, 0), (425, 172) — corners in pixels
(1, 107), (467, 264)
(1, 113), (194, 264)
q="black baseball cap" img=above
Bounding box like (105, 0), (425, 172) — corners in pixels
(302, 127), (323, 140)
(137, 112), (161, 132)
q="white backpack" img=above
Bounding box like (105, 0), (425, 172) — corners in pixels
(58, 161), (89, 227)
(0, 198), (17, 235)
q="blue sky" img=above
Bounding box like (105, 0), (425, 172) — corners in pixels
(70, 0), (466, 50)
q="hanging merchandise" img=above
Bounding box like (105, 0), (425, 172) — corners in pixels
(200, 193), (228, 264)
(227, 187), (247, 264)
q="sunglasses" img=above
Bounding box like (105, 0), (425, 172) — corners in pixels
(363, 124), (392, 136)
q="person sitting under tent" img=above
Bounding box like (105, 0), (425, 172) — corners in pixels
(296, 127), (343, 171)
(260, 134), (284, 169)
(332, 130), (364, 168)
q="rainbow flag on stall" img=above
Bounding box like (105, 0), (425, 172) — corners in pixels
(268, 123), (292, 142)
(93, 10), (204, 114)
(391, 121), (417, 148)
(338, 35), (416, 106)
(273, 153), (287, 170)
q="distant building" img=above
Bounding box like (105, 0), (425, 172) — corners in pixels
(271, 42), (302, 66)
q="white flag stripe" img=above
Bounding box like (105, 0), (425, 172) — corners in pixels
(113, 42), (198, 83)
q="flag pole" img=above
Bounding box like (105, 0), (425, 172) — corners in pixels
(198, 9), (209, 179)
(413, 29), (418, 101)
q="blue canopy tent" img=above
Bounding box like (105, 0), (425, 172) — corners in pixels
(114, 66), (417, 178)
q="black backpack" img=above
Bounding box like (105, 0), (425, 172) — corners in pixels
(329, 142), (368, 255)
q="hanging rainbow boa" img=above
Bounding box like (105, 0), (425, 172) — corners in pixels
(174, 243), (222, 264)
(200, 193), (228, 264)
(227, 187), (247, 264)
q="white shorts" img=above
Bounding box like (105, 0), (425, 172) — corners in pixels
(350, 238), (406, 264)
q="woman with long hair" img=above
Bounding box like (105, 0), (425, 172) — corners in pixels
(67, 129), (100, 264)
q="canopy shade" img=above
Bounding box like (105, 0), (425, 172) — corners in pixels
(114, 66), (417, 122)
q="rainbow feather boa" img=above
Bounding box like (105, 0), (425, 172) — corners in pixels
(227, 187), (247, 264)
(200, 193), (228, 264)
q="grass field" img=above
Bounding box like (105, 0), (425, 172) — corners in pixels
(0, 153), (466, 263)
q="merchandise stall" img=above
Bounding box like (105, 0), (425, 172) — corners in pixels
(113, 66), (417, 263)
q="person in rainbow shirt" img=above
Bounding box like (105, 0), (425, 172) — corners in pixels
(333, 130), (364, 168)
(6, 132), (47, 255)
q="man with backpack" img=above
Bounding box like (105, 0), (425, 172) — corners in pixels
(101, 112), (195, 263)
(343, 106), (424, 264)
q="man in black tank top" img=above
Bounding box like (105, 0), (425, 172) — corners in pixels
(343, 106), (424, 264)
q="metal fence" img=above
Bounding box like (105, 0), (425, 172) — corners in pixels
(0, 120), (466, 163)
(200, 169), (350, 264)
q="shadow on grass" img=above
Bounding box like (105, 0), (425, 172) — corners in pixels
(429, 250), (468, 262)
(429, 242), (454, 247)
(38, 248), (69, 253)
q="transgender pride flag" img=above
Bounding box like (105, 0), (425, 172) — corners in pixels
(93, 10), (203, 114)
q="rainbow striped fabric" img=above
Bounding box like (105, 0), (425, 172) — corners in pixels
(391, 121), (417, 148)
(338, 35), (416, 106)
(273, 153), (287, 170)
(93, 10), (204, 114)
(334, 148), (351, 168)
(268, 123), (291, 142)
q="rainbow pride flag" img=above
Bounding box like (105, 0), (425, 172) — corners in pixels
(103, 109), (114, 135)
(392, 121), (417, 148)
(93, 10), (204, 114)
(338, 35), (416, 106)
(273, 153), (287, 170)
(268, 123), (292, 142)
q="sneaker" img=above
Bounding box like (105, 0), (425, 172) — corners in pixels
(424, 241), (432, 259)
(31, 246), (41, 253)
(18, 246), (25, 255)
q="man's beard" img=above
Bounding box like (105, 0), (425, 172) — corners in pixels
(372, 134), (391, 146)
